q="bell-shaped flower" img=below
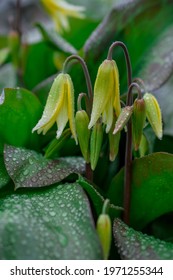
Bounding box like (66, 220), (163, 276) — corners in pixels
(88, 59), (121, 133)
(41, 0), (85, 33)
(32, 73), (77, 144)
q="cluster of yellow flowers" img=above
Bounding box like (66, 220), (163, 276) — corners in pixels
(32, 52), (162, 171)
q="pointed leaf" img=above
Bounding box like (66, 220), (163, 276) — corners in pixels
(0, 155), (10, 189)
(4, 145), (85, 190)
(113, 218), (173, 260)
(108, 153), (173, 230)
(0, 183), (102, 259)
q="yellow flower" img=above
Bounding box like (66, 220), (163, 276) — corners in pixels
(32, 73), (77, 144)
(88, 59), (121, 133)
(41, 0), (85, 33)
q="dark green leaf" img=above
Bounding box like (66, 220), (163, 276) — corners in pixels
(0, 183), (102, 259)
(113, 218), (173, 260)
(4, 145), (85, 190)
(108, 153), (173, 229)
(0, 156), (10, 189)
(83, 0), (155, 60)
(0, 88), (42, 151)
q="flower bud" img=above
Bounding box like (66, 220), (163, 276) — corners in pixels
(88, 59), (121, 132)
(97, 213), (111, 260)
(132, 98), (146, 151)
(113, 106), (133, 134)
(143, 93), (163, 139)
(108, 117), (120, 161)
(90, 122), (103, 170)
(139, 134), (149, 157)
(75, 110), (90, 163)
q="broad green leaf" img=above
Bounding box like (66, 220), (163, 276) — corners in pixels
(0, 183), (102, 259)
(0, 88), (43, 151)
(4, 145), (85, 190)
(83, 0), (156, 60)
(113, 218), (173, 260)
(0, 156), (10, 189)
(108, 153), (173, 230)
(23, 41), (56, 89)
(139, 24), (173, 91)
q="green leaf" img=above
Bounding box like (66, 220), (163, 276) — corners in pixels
(0, 183), (102, 259)
(108, 153), (173, 230)
(0, 155), (10, 189)
(113, 218), (173, 260)
(23, 41), (56, 89)
(77, 176), (122, 219)
(4, 145), (85, 190)
(0, 88), (43, 151)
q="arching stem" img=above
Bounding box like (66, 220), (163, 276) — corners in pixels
(63, 54), (93, 182)
(107, 41), (133, 224)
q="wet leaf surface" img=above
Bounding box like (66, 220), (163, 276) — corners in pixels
(108, 153), (173, 230)
(0, 156), (10, 189)
(0, 183), (102, 259)
(113, 218), (173, 260)
(4, 145), (85, 190)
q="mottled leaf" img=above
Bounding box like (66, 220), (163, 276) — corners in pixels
(113, 218), (173, 260)
(83, 0), (155, 59)
(108, 153), (173, 230)
(139, 24), (173, 91)
(0, 183), (102, 260)
(4, 145), (85, 190)
(0, 88), (42, 151)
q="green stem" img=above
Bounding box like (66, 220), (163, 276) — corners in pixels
(63, 55), (93, 182)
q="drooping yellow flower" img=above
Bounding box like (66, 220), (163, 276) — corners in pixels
(41, 0), (85, 33)
(32, 73), (77, 144)
(88, 59), (121, 133)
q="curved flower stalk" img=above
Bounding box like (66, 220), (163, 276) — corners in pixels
(41, 0), (85, 33)
(32, 73), (77, 144)
(88, 59), (121, 133)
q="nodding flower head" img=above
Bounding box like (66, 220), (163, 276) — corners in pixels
(32, 73), (77, 144)
(88, 59), (121, 133)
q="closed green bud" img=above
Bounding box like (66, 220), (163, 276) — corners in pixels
(132, 98), (146, 151)
(90, 122), (103, 170)
(108, 117), (120, 161)
(97, 214), (111, 260)
(143, 93), (163, 139)
(139, 134), (149, 157)
(113, 106), (133, 134)
(75, 110), (90, 163)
